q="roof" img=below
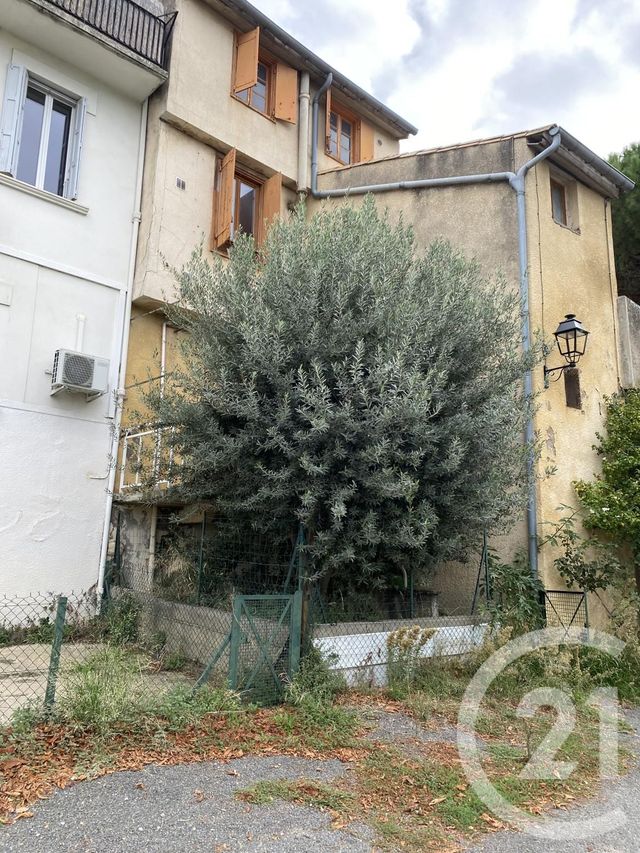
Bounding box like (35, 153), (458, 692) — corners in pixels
(527, 125), (635, 197)
(320, 123), (635, 198)
(206, 0), (418, 139)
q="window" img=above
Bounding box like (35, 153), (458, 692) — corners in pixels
(232, 174), (259, 239)
(328, 109), (353, 164)
(232, 27), (298, 123)
(549, 173), (580, 232)
(236, 59), (272, 115)
(550, 178), (567, 226)
(324, 88), (375, 166)
(0, 64), (86, 200)
(211, 148), (282, 250)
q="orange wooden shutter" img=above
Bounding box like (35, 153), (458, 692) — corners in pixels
(325, 87), (332, 150)
(234, 27), (259, 92)
(359, 121), (375, 162)
(260, 172), (282, 243)
(274, 63), (298, 123)
(212, 149), (236, 250)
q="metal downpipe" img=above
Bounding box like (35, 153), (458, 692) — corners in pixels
(311, 72), (332, 193)
(509, 127), (561, 579)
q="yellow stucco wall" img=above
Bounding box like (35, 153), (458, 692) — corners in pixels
(521, 141), (620, 625)
(313, 137), (622, 615)
(132, 0), (402, 306)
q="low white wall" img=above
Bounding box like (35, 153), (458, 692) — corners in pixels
(314, 620), (488, 687)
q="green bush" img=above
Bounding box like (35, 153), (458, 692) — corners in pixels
(285, 646), (346, 722)
(102, 595), (140, 646)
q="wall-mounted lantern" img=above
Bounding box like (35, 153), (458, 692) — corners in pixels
(544, 314), (589, 387)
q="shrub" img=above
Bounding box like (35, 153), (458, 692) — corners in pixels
(386, 625), (435, 697)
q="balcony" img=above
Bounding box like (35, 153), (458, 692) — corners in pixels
(119, 425), (180, 494)
(41, 0), (177, 70)
(3, 0), (175, 98)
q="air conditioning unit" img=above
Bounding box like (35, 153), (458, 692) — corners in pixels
(51, 349), (110, 400)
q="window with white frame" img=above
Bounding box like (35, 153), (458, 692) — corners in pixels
(0, 64), (86, 200)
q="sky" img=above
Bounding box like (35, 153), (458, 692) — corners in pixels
(257, 0), (640, 158)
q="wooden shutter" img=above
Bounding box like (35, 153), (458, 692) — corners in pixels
(324, 87), (332, 150)
(0, 64), (28, 176)
(359, 120), (375, 163)
(274, 63), (297, 123)
(261, 172), (282, 241)
(66, 97), (86, 199)
(212, 148), (236, 250)
(234, 27), (259, 93)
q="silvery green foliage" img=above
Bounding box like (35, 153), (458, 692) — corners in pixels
(154, 200), (534, 585)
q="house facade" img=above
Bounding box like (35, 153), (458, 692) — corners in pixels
(16, 0), (632, 622)
(111, 0), (416, 590)
(0, 0), (174, 595)
(312, 130), (635, 622)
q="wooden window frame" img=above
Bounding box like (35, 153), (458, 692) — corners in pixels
(231, 169), (263, 243)
(211, 148), (282, 253)
(326, 98), (360, 166)
(550, 177), (568, 226)
(232, 27), (298, 124)
(233, 53), (276, 119)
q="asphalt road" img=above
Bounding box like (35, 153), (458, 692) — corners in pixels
(2, 712), (639, 852)
(0, 756), (372, 853)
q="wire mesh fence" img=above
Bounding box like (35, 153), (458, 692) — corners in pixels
(0, 515), (588, 725)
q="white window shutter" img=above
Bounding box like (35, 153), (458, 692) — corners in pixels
(66, 96), (86, 200)
(0, 64), (28, 176)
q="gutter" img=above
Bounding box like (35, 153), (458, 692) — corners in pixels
(312, 75), (563, 579)
(215, 0), (417, 138)
(96, 97), (148, 600)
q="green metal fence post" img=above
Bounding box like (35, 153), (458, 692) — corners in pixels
(408, 570), (415, 619)
(289, 589), (303, 678)
(196, 511), (206, 604)
(228, 595), (243, 690)
(483, 527), (490, 601)
(44, 595), (68, 712)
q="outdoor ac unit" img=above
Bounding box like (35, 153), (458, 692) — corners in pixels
(50, 349), (110, 400)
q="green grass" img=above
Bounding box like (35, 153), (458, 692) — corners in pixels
(237, 779), (355, 812)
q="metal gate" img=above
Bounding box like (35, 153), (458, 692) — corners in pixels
(227, 592), (302, 703)
(539, 589), (588, 636)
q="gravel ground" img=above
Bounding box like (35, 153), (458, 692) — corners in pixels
(0, 756), (373, 853)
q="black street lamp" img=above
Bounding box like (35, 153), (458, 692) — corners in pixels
(544, 314), (589, 385)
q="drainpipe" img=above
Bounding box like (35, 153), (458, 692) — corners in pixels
(297, 72), (310, 193)
(310, 72), (332, 195)
(508, 127), (562, 578)
(309, 76), (561, 578)
(96, 97), (149, 600)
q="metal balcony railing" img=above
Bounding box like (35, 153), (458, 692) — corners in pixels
(119, 425), (179, 492)
(42, 0), (177, 69)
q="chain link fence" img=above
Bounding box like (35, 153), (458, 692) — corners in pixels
(0, 517), (588, 724)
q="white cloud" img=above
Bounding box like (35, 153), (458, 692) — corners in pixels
(256, 0), (640, 156)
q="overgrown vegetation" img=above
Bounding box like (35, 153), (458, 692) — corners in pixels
(150, 200), (537, 596)
(575, 389), (640, 603)
(608, 143), (640, 304)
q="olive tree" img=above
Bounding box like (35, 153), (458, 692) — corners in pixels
(152, 200), (534, 590)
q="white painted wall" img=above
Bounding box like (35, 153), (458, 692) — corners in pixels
(0, 27), (145, 595)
